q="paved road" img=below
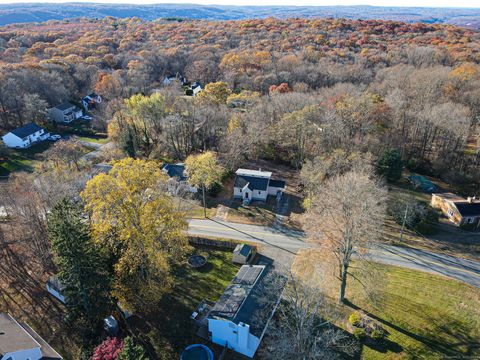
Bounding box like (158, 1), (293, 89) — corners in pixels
(187, 219), (480, 287)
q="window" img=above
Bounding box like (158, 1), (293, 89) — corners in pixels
(467, 217), (474, 224)
(258, 191), (262, 194)
(447, 208), (454, 217)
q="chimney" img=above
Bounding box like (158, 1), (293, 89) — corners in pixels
(258, 168), (262, 172)
(467, 197), (473, 203)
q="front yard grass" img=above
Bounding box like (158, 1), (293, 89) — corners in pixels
(0, 141), (54, 176)
(346, 263), (480, 360)
(76, 135), (110, 144)
(226, 198), (277, 226)
(131, 247), (240, 358)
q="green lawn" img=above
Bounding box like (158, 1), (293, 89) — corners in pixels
(346, 264), (480, 359)
(76, 135), (110, 144)
(0, 141), (55, 175)
(131, 248), (240, 357)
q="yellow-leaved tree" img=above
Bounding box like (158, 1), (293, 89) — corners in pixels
(185, 151), (224, 218)
(81, 158), (189, 312)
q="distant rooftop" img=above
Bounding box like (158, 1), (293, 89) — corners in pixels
(54, 102), (75, 111)
(162, 163), (187, 181)
(236, 169), (272, 178)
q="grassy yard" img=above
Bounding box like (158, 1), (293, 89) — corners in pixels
(226, 198), (277, 226)
(130, 248), (240, 358)
(0, 141), (54, 176)
(346, 264), (480, 360)
(76, 135), (110, 144)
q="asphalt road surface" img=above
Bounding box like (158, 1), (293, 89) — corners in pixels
(187, 218), (480, 288)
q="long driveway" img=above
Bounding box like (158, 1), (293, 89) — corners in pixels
(188, 218), (480, 288)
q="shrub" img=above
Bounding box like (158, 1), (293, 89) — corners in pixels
(371, 329), (386, 341)
(353, 327), (367, 340)
(349, 311), (362, 327)
(91, 337), (124, 360)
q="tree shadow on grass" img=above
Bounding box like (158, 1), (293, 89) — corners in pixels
(344, 299), (480, 358)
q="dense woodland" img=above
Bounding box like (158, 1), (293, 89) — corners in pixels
(0, 17), (479, 189)
(0, 16), (480, 359)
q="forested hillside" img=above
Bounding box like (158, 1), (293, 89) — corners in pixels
(1, 3), (480, 29)
(0, 17), (479, 188)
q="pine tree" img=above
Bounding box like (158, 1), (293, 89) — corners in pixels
(48, 198), (112, 336)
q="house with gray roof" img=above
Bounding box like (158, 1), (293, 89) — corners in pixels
(48, 102), (83, 123)
(233, 169), (286, 202)
(1, 123), (49, 148)
(206, 265), (280, 358)
(0, 312), (62, 360)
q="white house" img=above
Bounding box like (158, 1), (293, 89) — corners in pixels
(81, 93), (102, 111)
(1, 123), (49, 149)
(233, 169), (286, 202)
(0, 313), (62, 360)
(207, 265), (279, 358)
(48, 102), (83, 123)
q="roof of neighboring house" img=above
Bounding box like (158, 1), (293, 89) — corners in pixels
(0, 312), (40, 355)
(162, 163), (187, 181)
(47, 275), (65, 293)
(269, 179), (286, 188)
(236, 169), (272, 178)
(234, 175), (269, 191)
(22, 322), (63, 360)
(208, 265), (271, 337)
(8, 123), (44, 139)
(54, 102), (75, 111)
(234, 243), (254, 257)
(454, 202), (480, 217)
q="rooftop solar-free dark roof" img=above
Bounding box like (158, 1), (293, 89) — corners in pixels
(162, 163), (187, 181)
(269, 179), (286, 188)
(234, 175), (269, 191)
(9, 123), (44, 139)
(455, 202), (480, 217)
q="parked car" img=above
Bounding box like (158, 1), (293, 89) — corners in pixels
(48, 134), (61, 141)
(82, 115), (93, 121)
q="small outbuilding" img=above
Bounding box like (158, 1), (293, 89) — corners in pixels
(232, 243), (255, 265)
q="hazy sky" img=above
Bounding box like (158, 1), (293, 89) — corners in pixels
(0, 0), (478, 7)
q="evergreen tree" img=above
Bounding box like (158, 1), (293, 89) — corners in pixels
(48, 198), (112, 337)
(377, 149), (404, 181)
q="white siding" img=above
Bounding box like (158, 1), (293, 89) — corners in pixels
(2, 133), (26, 148)
(208, 319), (260, 358)
(267, 186), (285, 196)
(1, 347), (43, 360)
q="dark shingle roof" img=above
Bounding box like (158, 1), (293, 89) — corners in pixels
(269, 179), (286, 188)
(162, 163), (187, 181)
(9, 123), (43, 139)
(455, 202), (480, 217)
(234, 175), (269, 191)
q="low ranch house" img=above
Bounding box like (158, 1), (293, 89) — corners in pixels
(233, 169), (286, 202)
(431, 193), (480, 229)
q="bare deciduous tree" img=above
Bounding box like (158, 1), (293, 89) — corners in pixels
(303, 170), (387, 303)
(255, 271), (358, 360)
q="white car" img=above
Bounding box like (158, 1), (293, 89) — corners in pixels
(82, 115), (93, 121)
(48, 134), (61, 141)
